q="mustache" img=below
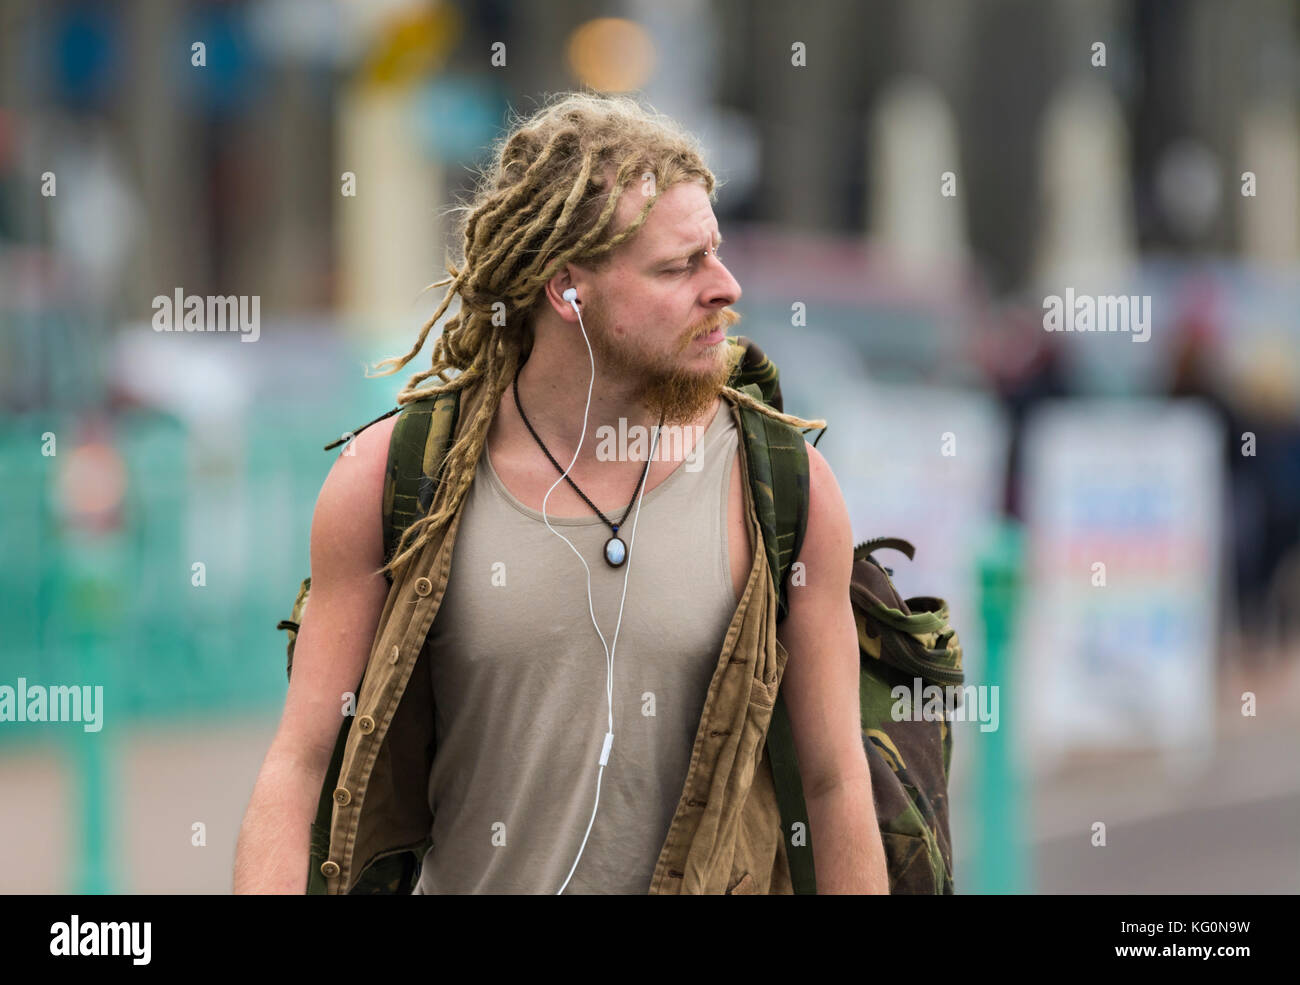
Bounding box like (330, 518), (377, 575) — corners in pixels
(690, 308), (742, 340)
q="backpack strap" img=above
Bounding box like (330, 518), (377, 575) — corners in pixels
(727, 335), (784, 409)
(734, 381), (811, 624)
(734, 379), (819, 895)
(381, 390), (462, 582)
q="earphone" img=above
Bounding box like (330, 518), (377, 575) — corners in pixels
(545, 285), (663, 894)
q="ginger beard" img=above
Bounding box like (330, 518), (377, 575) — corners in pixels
(581, 298), (742, 428)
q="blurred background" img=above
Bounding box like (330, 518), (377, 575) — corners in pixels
(2, 0), (1298, 894)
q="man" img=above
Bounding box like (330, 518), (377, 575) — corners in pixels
(234, 92), (887, 894)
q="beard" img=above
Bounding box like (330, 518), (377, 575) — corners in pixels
(585, 305), (743, 427)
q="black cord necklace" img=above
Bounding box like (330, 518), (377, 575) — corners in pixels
(512, 366), (663, 568)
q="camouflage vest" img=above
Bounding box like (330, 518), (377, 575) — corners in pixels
(278, 335), (963, 893)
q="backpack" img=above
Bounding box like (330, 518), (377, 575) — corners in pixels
(277, 335), (963, 894)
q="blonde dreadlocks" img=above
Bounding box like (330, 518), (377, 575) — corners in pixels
(366, 91), (826, 580)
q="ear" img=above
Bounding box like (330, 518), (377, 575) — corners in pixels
(545, 266), (584, 322)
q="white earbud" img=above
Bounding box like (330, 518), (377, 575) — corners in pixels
(562, 287), (579, 311)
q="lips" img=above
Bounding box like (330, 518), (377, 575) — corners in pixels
(694, 319), (726, 341)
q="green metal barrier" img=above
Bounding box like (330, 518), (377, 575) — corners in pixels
(1, 370), (384, 890)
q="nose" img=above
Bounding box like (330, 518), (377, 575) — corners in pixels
(702, 252), (741, 308)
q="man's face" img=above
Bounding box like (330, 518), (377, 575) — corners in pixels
(575, 180), (743, 426)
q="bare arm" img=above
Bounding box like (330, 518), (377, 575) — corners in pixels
(233, 418), (395, 894)
(778, 441), (889, 894)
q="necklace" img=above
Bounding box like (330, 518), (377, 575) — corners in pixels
(512, 367), (663, 568)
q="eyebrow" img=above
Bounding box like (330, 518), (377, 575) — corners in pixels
(658, 233), (724, 266)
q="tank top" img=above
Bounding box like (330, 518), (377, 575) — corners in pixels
(412, 402), (741, 894)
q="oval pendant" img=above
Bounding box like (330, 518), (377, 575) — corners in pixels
(604, 535), (627, 567)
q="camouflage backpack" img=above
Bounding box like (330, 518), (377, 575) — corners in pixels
(277, 335), (963, 894)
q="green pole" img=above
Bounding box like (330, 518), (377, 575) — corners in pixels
(71, 701), (114, 895)
(66, 535), (122, 895)
(968, 518), (1030, 893)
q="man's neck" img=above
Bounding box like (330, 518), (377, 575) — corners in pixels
(495, 343), (720, 471)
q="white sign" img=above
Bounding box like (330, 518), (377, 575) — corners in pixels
(1016, 399), (1224, 774)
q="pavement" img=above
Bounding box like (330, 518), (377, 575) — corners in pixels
(952, 651), (1300, 894)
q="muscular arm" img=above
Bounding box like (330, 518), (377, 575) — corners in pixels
(232, 418), (395, 894)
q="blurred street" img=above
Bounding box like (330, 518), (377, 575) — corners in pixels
(1026, 655), (1300, 894)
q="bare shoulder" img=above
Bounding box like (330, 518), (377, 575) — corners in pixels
(804, 440), (843, 495)
(271, 413), (397, 774)
(798, 439), (853, 570)
(804, 439), (831, 476)
(310, 415), (398, 575)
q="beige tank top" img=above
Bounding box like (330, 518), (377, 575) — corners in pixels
(412, 404), (741, 894)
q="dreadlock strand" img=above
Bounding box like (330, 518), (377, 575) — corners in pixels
(469, 127), (582, 254)
(517, 169), (643, 299)
(366, 270), (467, 379)
(384, 329), (524, 575)
(548, 147), (599, 234)
(723, 385), (828, 433)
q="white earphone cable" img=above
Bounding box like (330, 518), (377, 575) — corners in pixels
(546, 293), (662, 894)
